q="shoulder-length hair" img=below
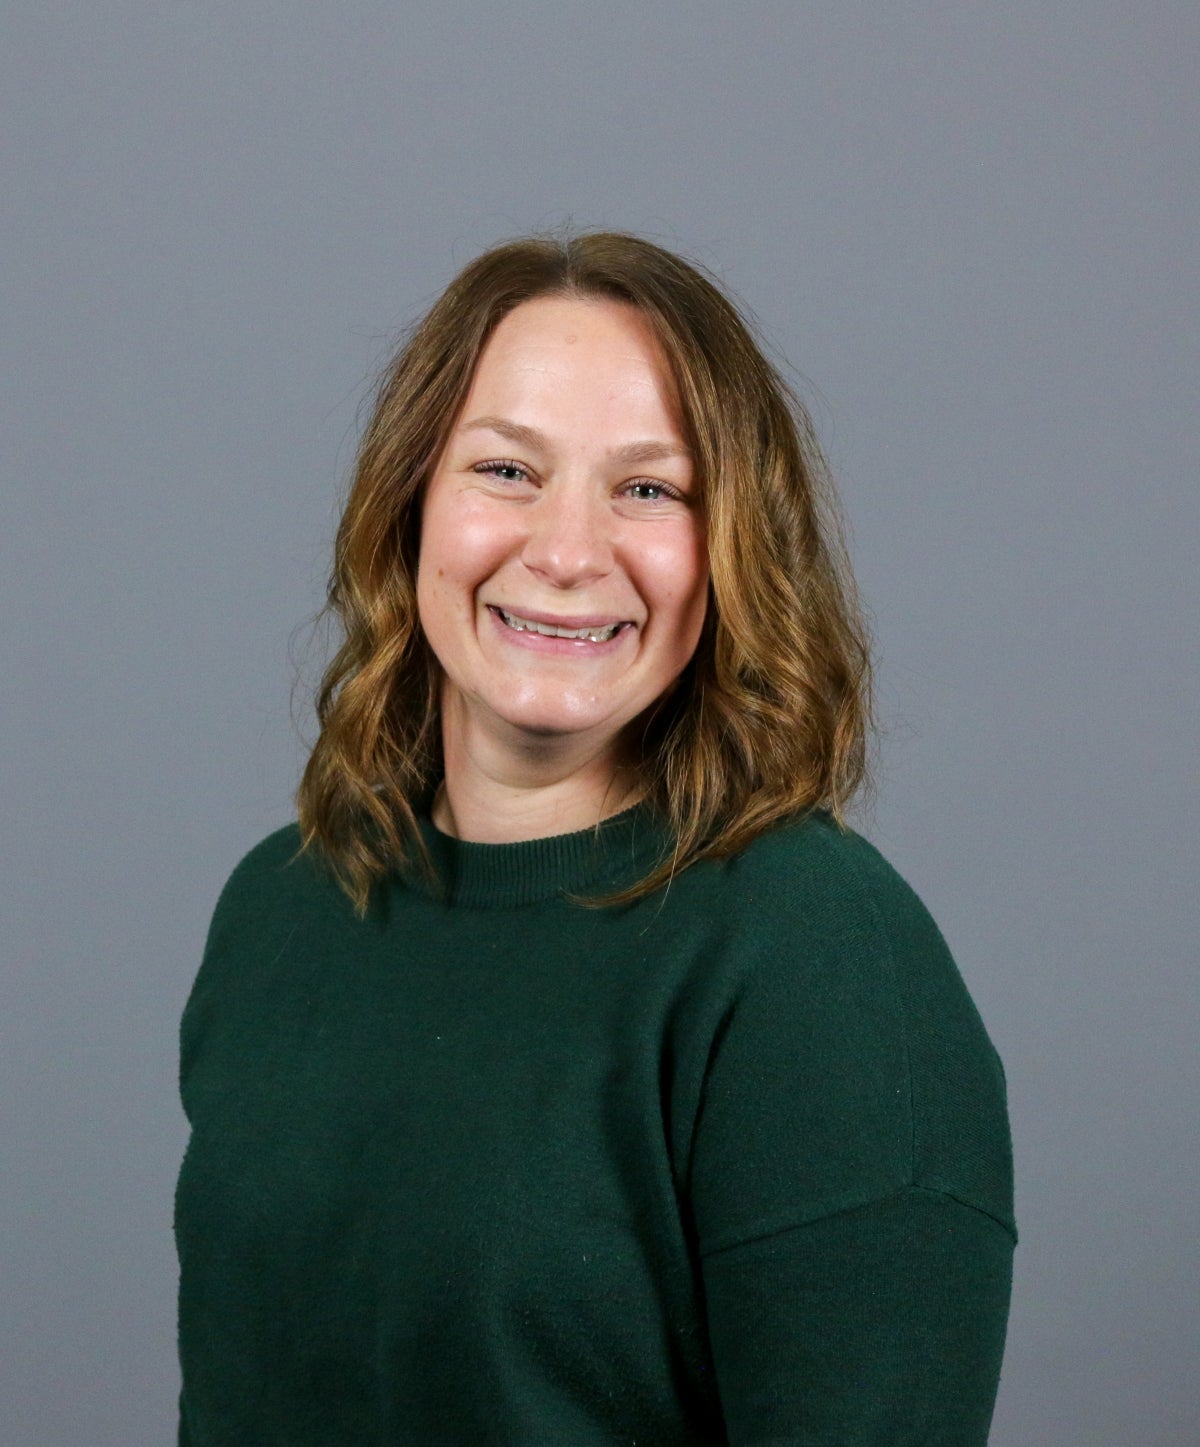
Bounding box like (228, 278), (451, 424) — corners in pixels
(295, 230), (873, 913)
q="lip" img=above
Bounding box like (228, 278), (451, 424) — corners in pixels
(485, 604), (634, 655)
(485, 604), (632, 629)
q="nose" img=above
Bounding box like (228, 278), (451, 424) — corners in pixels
(520, 481), (614, 589)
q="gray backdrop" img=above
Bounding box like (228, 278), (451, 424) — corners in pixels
(4, 3), (1196, 1443)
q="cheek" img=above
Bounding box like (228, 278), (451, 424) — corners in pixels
(420, 494), (519, 600)
(645, 526), (709, 628)
(415, 495), (467, 649)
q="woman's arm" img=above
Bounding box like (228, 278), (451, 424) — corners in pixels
(701, 1184), (1014, 1445)
(681, 821), (1016, 1444)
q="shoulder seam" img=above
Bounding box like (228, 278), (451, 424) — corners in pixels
(910, 1182), (1019, 1243)
(700, 1182), (1017, 1258)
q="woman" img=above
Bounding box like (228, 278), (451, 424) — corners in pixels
(175, 231), (1015, 1445)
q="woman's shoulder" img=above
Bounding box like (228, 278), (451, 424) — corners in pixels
(720, 808), (941, 943)
(699, 810), (1016, 1240)
(214, 820), (306, 899)
(203, 821), (327, 943)
(711, 812), (1003, 1129)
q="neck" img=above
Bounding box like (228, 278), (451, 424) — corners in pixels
(432, 772), (643, 844)
(433, 693), (643, 845)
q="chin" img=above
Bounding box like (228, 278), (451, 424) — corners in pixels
(500, 709), (618, 741)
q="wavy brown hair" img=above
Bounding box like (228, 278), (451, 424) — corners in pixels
(296, 230), (874, 913)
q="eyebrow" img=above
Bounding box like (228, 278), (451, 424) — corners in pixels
(460, 415), (691, 467)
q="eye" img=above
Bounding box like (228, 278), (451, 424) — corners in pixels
(472, 459), (531, 484)
(622, 479), (684, 503)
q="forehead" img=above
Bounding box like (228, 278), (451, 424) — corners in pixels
(463, 296), (682, 423)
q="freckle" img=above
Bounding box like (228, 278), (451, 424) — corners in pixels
(565, 334), (578, 344)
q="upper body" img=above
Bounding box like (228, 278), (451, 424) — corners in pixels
(176, 803), (1014, 1446)
(176, 229), (1016, 1443)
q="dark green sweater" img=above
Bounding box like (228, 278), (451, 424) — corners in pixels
(175, 805), (1015, 1445)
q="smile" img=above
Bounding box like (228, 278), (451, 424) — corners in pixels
(493, 607), (627, 643)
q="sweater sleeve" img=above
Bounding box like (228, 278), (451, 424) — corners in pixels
(700, 1186), (1013, 1445)
(682, 822), (1016, 1443)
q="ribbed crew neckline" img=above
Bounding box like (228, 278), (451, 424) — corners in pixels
(408, 801), (672, 909)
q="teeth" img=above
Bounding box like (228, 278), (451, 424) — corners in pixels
(498, 609), (622, 643)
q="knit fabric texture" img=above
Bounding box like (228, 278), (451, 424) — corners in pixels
(175, 804), (1015, 1445)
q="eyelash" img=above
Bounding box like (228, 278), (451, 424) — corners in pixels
(471, 459), (684, 503)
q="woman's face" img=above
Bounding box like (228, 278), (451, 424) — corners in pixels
(417, 294), (708, 764)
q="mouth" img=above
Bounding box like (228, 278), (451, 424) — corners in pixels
(489, 606), (631, 644)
